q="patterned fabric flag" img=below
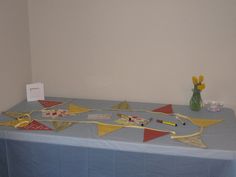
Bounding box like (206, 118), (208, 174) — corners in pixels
(38, 100), (62, 108)
(143, 128), (169, 142)
(97, 124), (124, 137)
(115, 114), (151, 126)
(42, 109), (69, 118)
(21, 120), (52, 130)
(152, 104), (173, 114)
(68, 104), (90, 114)
(171, 128), (207, 148)
(112, 101), (131, 110)
(52, 121), (75, 132)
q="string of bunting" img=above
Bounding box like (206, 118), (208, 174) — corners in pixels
(0, 99), (223, 148)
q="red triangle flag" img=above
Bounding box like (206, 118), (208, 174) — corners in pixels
(152, 104), (173, 114)
(143, 128), (169, 142)
(38, 100), (62, 108)
(21, 120), (52, 130)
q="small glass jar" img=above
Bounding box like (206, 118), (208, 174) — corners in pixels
(205, 101), (223, 112)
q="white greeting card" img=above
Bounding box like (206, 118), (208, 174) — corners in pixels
(26, 82), (45, 102)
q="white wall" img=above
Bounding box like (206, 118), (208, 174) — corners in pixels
(0, 0), (31, 111)
(28, 0), (236, 111)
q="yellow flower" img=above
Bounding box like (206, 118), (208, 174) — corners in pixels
(197, 83), (206, 91)
(192, 76), (198, 85)
(199, 75), (204, 83)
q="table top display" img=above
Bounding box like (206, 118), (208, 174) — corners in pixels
(0, 97), (236, 160)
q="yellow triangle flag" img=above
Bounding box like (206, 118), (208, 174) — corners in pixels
(171, 128), (207, 148)
(52, 121), (75, 132)
(189, 118), (223, 128)
(97, 124), (124, 137)
(68, 104), (90, 114)
(0, 120), (20, 127)
(112, 101), (130, 110)
(175, 114), (223, 128)
(3, 112), (31, 119)
(0, 118), (31, 128)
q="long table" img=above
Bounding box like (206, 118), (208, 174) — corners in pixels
(0, 97), (236, 177)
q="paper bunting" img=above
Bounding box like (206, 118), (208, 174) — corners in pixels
(152, 104), (173, 114)
(189, 118), (223, 128)
(0, 118), (31, 128)
(68, 104), (90, 114)
(171, 128), (207, 148)
(112, 101), (130, 110)
(38, 100), (62, 108)
(1, 99), (225, 149)
(21, 120), (52, 130)
(97, 124), (124, 136)
(52, 121), (74, 131)
(143, 128), (169, 142)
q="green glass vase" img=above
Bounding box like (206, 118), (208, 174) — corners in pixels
(189, 89), (203, 111)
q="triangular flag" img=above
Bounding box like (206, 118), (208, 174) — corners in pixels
(112, 101), (130, 110)
(0, 120), (19, 127)
(174, 114), (223, 128)
(189, 118), (223, 128)
(21, 120), (52, 130)
(152, 104), (173, 114)
(3, 112), (31, 119)
(143, 128), (169, 142)
(38, 100), (62, 108)
(0, 118), (31, 128)
(14, 118), (32, 128)
(68, 104), (90, 114)
(52, 121), (75, 132)
(171, 128), (207, 148)
(97, 124), (124, 136)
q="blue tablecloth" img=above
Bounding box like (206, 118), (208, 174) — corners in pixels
(0, 97), (236, 177)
